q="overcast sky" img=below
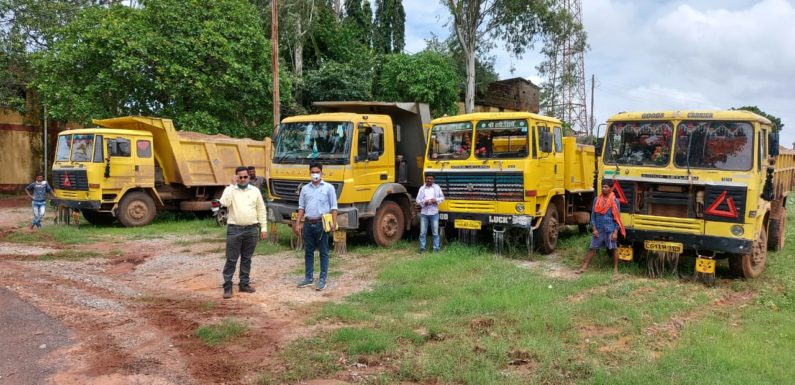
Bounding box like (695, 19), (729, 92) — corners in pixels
(402, 0), (795, 144)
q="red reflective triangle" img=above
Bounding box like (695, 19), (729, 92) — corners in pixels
(611, 181), (628, 205)
(705, 191), (738, 218)
(63, 173), (72, 187)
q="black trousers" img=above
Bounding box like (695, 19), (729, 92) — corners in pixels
(223, 224), (258, 287)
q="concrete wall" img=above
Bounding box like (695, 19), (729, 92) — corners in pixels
(0, 109), (42, 191)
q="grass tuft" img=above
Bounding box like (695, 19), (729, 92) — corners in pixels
(195, 319), (248, 347)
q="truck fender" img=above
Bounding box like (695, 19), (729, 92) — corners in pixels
(364, 183), (410, 217)
(538, 189), (565, 216)
(111, 187), (165, 214)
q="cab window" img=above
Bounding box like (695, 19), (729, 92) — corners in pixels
(553, 127), (563, 153)
(137, 140), (152, 158)
(108, 138), (131, 157)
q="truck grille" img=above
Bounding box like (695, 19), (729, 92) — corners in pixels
(52, 170), (89, 191)
(269, 179), (342, 201)
(428, 172), (524, 202)
(447, 201), (496, 213)
(634, 214), (702, 234)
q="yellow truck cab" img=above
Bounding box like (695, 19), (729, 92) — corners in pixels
(267, 102), (431, 246)
(424, 112), (595, 254)
(599, 110), (794, 279)
(52, 116), (269, 226)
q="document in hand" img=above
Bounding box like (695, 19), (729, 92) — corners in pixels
(322, 213), (334, 232)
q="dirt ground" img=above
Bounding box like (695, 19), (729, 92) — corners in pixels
(0, 197), (380, 385)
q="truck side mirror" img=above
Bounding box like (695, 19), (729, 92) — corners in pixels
(539, 130), (553, 153)
(769, 131), (780, 157)
(595, 137), (604, 157)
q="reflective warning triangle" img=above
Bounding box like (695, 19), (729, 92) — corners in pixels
(63, 173), (72, 188)
(704, 191), (738, 218)
(611, 181), (628, 205)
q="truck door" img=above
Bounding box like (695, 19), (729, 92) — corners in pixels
(552, 126), (565, 187)
(353, 123), (391, 198)
(537, 125), (555, 195)
(106, 136), (135, 190)
(134, 138), (155, 186)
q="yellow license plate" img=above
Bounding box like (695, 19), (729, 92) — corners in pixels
(695, 257), (716, 274)
(291, 212), (298, 221)
(644, 240), (684, 254)
(454, 219), (482, 230)
(617, 246), (633, 261)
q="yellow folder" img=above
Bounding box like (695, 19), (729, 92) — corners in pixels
(322, 213), (334, 232)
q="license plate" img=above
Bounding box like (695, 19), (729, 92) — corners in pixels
(291, 212), (298, 221)
(644, 240), (684, 254)
(695, 257), (716, 274)
(454, 219), (482, 230)
(617, 246), (633, 261)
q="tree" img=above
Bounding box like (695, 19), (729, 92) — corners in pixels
(303, 60), (372, 104)
(374, 51), (459, 117)
(373, 0), (405, 54)
(33, 0), (290, 138)
(343, 0), (372, 47)
(280, 0), (319, 77)
(441, 0), (582, 113)
(424, 34), (499, 97)
(731, 106), (784, 132)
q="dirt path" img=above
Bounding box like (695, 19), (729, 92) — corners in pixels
(0, 197), (377, 384)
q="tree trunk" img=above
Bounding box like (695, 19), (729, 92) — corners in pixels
(334, 0), (341, 20)
(465, 47), (476, 113)
(294, 38), (303, 77)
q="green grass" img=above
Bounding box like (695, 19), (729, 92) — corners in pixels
(195, 319), (249, 347)
(39, 249), (102, 261)
(259, 207), (795, 384)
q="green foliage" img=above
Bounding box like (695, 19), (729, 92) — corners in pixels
(343, 0), (373, 47)
(32, 0), (291, 139)
(195, 319), (249, 347)
(374, 51), (459, 117)
(424, 35), (499, 96)
(303, 60), (373, 104)
(731, 106), (785, 132)
(373, 0), (405, 54)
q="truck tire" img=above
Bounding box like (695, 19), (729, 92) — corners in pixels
(82, 210), (116, 226)
(729, 226), (767, 279)
(117, 191), (157, 227)
(768, 215), (786, 251)
(536, 206), (560, 254)
(370, 200), (405, 247)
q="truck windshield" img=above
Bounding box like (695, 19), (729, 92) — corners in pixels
(55, 134), (72, 161)
(274, 122), (352, 164)
(604, 121), (673, 166)
(428, 122), (473, 160)
(673, 121), (753, 171)
(70, 134), (95, 162)
(474, 119), (529, 159)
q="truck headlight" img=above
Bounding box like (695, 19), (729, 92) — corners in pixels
(731, 225), (744, 236)
(515, 203), (525, 213)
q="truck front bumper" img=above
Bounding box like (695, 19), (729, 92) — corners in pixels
(268, 201), (360, 230)
(52, 199), (101, 210)
(625, 229), (753, 255)
(440, 211), (534, 229)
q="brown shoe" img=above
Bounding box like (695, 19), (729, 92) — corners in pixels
(223, 286), (233, 299)
(239, 284), (256, 293)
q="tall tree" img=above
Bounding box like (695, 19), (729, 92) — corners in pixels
(343, 0), (372, 47)
(424, 34), (498, 97)
(374, 52), (459, 117)
(33, 0), (290, 138)
(280, 0), (319, 77)
(373, 0), (405, 54)
(441, 0), (582, 113)
(731, 106), (785, 132)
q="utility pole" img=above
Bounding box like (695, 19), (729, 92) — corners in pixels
(590, 74), (595, 137)
(272, 0), (280, 137)
(43, 104), (48, 179)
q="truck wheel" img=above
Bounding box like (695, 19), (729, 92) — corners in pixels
(768, 215), (786, 251)
(730, 226), (768, 279)
(370, 200), (405, 247)
(537, 206), (560, 254)
(117, 191), (157, 227)
(82, 210), (116, 226)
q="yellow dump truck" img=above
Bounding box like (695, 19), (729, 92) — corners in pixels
(598, 110), (794, 279)
(52, 116), (270, 226)
(267, 102), (431, 246)
(424, 112), (596, 254)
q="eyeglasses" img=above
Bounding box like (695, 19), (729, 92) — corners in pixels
(239, 176), (249, 179)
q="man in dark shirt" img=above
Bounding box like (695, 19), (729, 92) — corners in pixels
(25, 174), (55, 229)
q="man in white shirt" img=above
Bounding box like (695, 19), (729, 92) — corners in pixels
(219, 166), (267, 299)
(415, 175), (445, 252)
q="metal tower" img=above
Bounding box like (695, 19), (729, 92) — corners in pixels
(544, 0), (588, 135)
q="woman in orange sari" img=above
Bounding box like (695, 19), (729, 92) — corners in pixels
(576, 180), (625, 275)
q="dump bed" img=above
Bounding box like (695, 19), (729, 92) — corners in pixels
(563, 137), (596, 192)
(773, 149), (795, 199)
(92, 116), (269, 187)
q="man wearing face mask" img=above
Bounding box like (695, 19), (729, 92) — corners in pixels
(219, 166), (268, 299)
(293, 162), (337, 291)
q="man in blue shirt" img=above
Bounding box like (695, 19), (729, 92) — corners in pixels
(25, 174), (55, 229)
(293, 162), (338, 291)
